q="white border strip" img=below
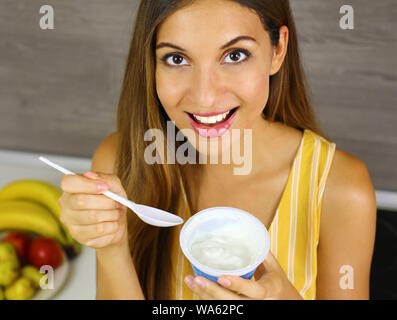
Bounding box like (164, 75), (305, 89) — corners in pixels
(375, 190), (397, 211)
(0, 149), (91, 173)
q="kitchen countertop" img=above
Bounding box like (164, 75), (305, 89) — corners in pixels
(0, 149), (96, 300)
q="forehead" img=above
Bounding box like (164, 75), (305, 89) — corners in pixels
(156, 0), (265, 47)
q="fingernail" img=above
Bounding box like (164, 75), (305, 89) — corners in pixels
(97, 183), (108, 192)
(184, 276), (194, 288)
(194, 277), (206, 289)
(85, 171), (99, 179)
(218, 277), (231, 287)
(85, 239), (96, 247)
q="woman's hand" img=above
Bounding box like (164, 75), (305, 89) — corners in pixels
(184, 252), (303, 300)
(58, 171), (128, 250)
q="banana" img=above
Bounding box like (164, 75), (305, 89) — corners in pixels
(0, 179), (62, 218)
(0, 179), (81, 255)
(0, 200), (67, 245)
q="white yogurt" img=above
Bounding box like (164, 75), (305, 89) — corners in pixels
(190, 233), (254, 270)
(180, 207), (269, 274)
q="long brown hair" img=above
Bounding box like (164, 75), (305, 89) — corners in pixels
(115, 0), (327, 300)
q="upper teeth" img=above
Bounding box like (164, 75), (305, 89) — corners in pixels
(192, 110), (231, 124)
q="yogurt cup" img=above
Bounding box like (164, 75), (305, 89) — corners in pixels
(179, 206), (270, 282)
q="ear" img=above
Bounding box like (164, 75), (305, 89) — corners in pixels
(269, 26), (289, 76)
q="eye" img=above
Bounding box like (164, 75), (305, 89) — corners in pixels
(224, 49), (251, 64)
(160, 53), (189, 67)
(160, 48), (251, 67)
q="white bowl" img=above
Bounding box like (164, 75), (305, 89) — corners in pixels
(0, 231), (70, 300)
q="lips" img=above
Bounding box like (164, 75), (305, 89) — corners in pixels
(185, 107), (239, 138)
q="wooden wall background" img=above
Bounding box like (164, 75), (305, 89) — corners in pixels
(0, 0), (396, 191)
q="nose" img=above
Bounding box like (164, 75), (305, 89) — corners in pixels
(191, 65), (223, 109)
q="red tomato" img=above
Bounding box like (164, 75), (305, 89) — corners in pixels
(2, 231), (32, 263)
(28, 237), (64, 270)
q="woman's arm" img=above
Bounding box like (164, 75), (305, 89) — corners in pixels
(316, 148), (377, 300)
(96, 242), (145, 300)
(96, 244), (144, 300)
(92, 132), (145, 300)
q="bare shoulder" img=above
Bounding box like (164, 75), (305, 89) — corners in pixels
(316, 146), (377, 299)
(91, 132), (119, 174)
(322, 147), (376, 217)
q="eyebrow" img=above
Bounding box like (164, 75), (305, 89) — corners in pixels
(156, 35), (257, 52)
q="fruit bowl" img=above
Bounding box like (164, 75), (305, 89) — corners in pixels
(31, 249), (69, 300)
(0, 231), (70, 300)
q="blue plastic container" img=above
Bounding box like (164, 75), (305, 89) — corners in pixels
(179, 206), (270, 282)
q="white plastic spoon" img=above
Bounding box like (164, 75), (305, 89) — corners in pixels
(38, 156), (184, 227)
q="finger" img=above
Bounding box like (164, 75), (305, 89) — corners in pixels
(66, 209), (121, 225)
(185, 276), (214, 300)
(254, 261), (270, 280)
(83, 171), (100, 179)
(254, 251), (280, 281)
(69, 221), (120, 240)
(68, 193), (121, 211)
(184, 276), (217, 300)
(61, 173), (109, 194)
(85, 234), (116, 248)
(85, 228), (124, 249)
(86, 172), (127, 199)
(217, 275), (269, 300)
(185, 275), (245, 300)
(262, 251), (282, 273)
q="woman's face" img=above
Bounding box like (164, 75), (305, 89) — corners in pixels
(155, 0), (285, 157)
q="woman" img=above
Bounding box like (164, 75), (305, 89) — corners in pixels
(59, 0), (376, 300)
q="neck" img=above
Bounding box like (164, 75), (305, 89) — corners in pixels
(198, 116), (282, 182)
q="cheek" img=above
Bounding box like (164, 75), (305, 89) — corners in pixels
(156, 68), (186, 123)
(236, 71), (270, 120)
(155, 71), (182, 121)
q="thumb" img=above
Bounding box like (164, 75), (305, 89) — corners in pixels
(83, 171), (101, 179)
(263, 251), (281, 270)
(254, 251), (281, 280)
(83, 171), (127, 199)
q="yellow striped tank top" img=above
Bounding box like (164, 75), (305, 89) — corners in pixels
(170, 129), (336, 300)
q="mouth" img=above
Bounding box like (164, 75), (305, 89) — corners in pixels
(185, 106), (239, 138)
